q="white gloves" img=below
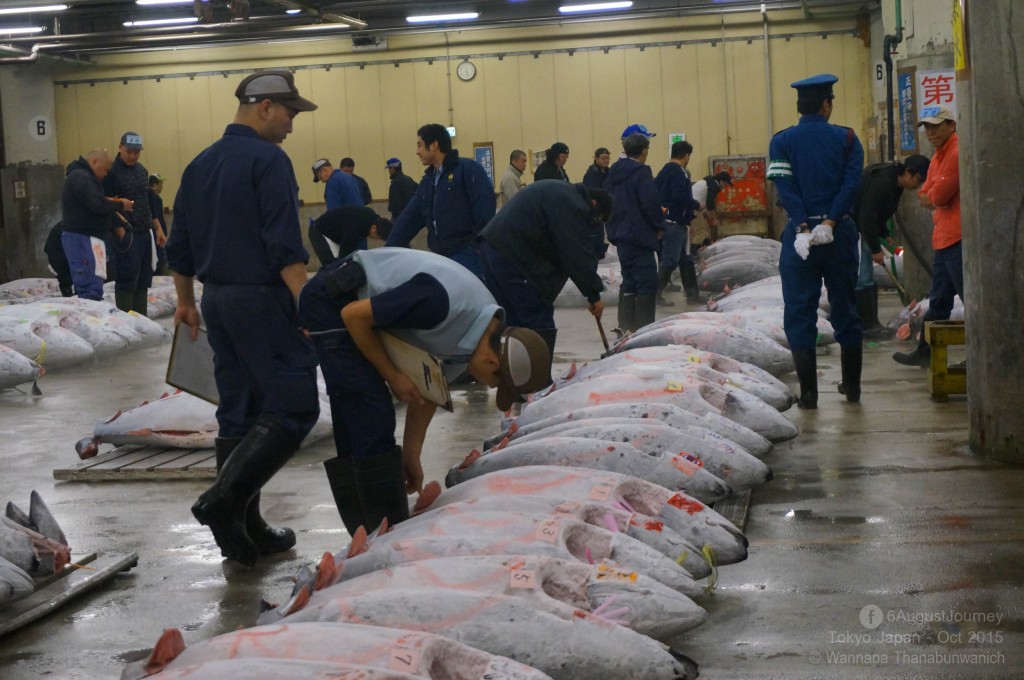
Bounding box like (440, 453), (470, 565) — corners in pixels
(794, 232), (813, 260)
(810, 223), (834, 246)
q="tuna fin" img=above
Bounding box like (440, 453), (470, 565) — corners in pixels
(5, 502), (36, 532)
(346, 525), (369, 558)
(457, 449), (483, 470)
(31, 380), (42, 397)
(143, 628), (186, 676)
(313, 551), (336, 591)
(369, 517), (389, 539)
(564, 362), (578, 379)
(412, 481), (442, 515)
(279, 584), (311, 617)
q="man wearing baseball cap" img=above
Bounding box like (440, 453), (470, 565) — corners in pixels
(299, 247), (551, 536)
(893, 105), (962, 367)
(534, 142), (571, 182)
(167, 70), (321, 567)
(385, 156), (417, 219)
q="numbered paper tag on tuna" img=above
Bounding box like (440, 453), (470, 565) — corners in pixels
(481, 657), (546, 680)
(534, 518), (560, 543)
(389, 647), (423, 674)
(588, 481), (614, 500)
(508, 568), (537, 590)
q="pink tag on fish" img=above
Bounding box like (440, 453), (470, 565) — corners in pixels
(508, 568), (537, 590)
(534, 518), (560, 543)
(554, 501), (580, 515)
(588, 481), (614, 500)
(389, 647), (423, 673)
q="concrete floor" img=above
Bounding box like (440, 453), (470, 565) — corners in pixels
(1, 289), (1022, 679)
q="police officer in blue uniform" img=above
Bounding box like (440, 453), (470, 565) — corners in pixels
(299, 248), (551, 536)
(167, 70), (321, 567)
(767, 74), (864, 408)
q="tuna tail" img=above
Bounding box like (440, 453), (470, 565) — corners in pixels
(667, 646), (701, 680)
(412, 481), (442, 515)
(5, 501), (37, 533)
(30, 491), (68, 547)
(75, 436), (100, 460)
(142, 628), (186, 677)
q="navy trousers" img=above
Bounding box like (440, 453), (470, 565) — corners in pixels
(112, 229), (154, 292)
(479, 241), (555, 330)
(922, 241), (964, 323)
(616, 241), (659, 295)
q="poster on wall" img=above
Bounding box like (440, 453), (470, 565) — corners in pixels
(916, 69), (957, 117)
(668, 132), (685, 156)
(473, 142), (495, 187)
(897, 67), (918, 154)
(707, 155), (768, 216)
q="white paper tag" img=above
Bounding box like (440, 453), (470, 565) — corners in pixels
(90, 236), (106, 277)
(389, 647), (422, 674)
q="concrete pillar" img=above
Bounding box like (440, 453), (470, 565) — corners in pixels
(958, 2), (1024, 463)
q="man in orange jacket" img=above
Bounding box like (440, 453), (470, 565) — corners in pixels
(893, 105), (963, 367)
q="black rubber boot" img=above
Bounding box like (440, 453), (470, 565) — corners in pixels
(616, 293), (636, 336)
(324, 447), (410, 536)
(680, 256), (701, 300)
(633, 293), (657, 332)
(59, 285), (74, 297)
(893, 336), (930, 367)
(837, 345), (863, 402)
(132, 289), (148, 317)
(535, 328), (558, 362)
(655, 268), (675, 307)
(791, 349), (818, 409)
(114, 290), (133, 313)
(857, 286), (892, 339)
(214, 437), (296, 555)
(191, 415), (300, 566)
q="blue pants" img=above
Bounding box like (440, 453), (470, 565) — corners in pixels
(479, 242), (554, 330)
(112, 229), (154, 292)
(658, 221), (686, 271)
(312, 329), (397, 461)
(201, 283), (320, 440)
(617, 241), (659, 295)
(60, 231), (106, 301)
(922, 241), (964, 323)
(449, 245), (485, 282)
(855, 238), (875, 291)
(779, 217), (862, 351)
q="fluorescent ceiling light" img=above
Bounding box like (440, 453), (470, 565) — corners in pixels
(0, 4), (67, 15)
(0, 25), (45, 34)
(135, 0), (193, 6)
(406, 12), (479, 24)
(123, 16), (200, 27)
(285, 9), (302, 14)
(559, 1), (633, 13)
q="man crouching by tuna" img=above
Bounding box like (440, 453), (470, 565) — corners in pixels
(298, 247), (552, 537)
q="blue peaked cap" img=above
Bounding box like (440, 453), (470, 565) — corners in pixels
(621, 123), (656, 139)
(790, 73), (838, 97)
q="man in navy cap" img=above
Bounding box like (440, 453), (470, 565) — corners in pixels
(386, 157), (417, 219)
(767, 73), (864, 408)
(534, 142), (571, 182)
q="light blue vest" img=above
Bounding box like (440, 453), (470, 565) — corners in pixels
(351, 248), (503, 379)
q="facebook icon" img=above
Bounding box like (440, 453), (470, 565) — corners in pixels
(860, 604), (884, 629)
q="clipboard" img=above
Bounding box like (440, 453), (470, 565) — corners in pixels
(379, 332), (453, 412)
(166, 324), (220, 405)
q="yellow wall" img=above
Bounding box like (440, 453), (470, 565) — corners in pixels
(51, 9), (871, 207)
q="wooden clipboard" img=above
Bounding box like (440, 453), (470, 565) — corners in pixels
(165, 324), (219, 405)
(379, 332), (453, 412)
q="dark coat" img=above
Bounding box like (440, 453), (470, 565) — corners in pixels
(480, 181), (604, 304)
(655, 162), (698, 225)
(534, 160), (569, 182)
(604, 157), (663, 251)
(387, 169), (418, 218)
(852, 162), (902, 254)
(582, 163), (607, 189)
(60, 157), (120, 238)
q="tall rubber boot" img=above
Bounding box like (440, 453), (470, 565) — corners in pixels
(324, 456), (368, 537)
(132, 289), (149, 317)
(892, 334), (930, 367)
(791, 349), (818, 409)
(191, 414), (300, 566)
(535, 328), (558, 362)
(633, 293), (656, 332)
(215, 437), (296, 555)
(857, 287), (891, 339)
(615, 293), (636, 336)
(837, 345), (863, 402)
(352, 446), (410, 532)
(114, 290), (133, 313)
(59, 285), (74, 297)
(679, 256), (701, 301)
(655, 267), (675, 307)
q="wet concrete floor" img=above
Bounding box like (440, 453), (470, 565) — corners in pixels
(1, 289), (1022, 679)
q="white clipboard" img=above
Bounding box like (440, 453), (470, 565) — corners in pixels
(165, 324), (219, 405)
(379, 332), (453, 412)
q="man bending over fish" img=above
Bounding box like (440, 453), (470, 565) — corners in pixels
(299, 247), (552, 536)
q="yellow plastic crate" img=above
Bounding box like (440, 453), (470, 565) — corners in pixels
(925, 320), (966, 402)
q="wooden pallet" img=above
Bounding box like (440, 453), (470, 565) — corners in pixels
(53, 444), (217, 481)
(0, 551), (139, 639)
(712, 488), (752, 532)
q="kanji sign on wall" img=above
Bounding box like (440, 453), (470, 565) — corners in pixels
(917, 69), (957, 117)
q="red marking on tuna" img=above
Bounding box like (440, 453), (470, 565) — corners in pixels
(144, 628), (186, 675)
(644, 520), (665, 532)
(666, 493), (706, 515)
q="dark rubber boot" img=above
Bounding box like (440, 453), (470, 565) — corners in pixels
(191, 415), (300, 566)
(680, 255), (700, 300)
(214, 437), (296, 555)
(132, 289), (149, 317)
(791, 349), (818, 409)
(324, 447), (410, 536)
(837, 345), (863, 402)
(656, 268), (675, 307)
(633, 293), (656, 332)
(535, 328), (558, 362)
(616, 293), (636, 336)
(59, 285), (74, 297)
(114, 290), (133, 313)
(857, 286), (892, 339)
(893, 336), (930, 367)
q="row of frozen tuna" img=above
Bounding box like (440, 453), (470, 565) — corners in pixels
(1, 492), (71, 607)
(129, 314), (801, 678)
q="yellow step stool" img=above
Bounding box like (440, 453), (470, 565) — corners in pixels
(925, 320), (966, 402)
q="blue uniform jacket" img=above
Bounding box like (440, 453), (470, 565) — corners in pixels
(767, 114), (864, 227)
(166, 124), (308, 284)
(604, 157), (664, 251)
(655, 162), (699, 225)
(324, 169), (363, 211)
(385, 149), (496, 257)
